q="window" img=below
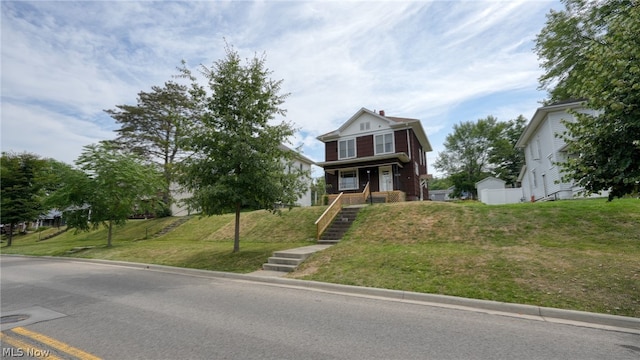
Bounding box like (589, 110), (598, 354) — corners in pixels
(338, 139), (356, 159)
(339, 169), (358, 190)
(375, 133), (394, 155)
(531, 169), (537, 188)
(359, 122), (370, 131)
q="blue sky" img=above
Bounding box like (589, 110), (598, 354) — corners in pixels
(1, 0), (558, 178)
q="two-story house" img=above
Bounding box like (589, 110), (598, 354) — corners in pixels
(316, 108), (432, 202)
(515, 100), (602, 201)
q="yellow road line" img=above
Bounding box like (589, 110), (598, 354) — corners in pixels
(0, 331), (63, 360)
(11, 327), (102, 360)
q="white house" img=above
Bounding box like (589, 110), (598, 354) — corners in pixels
(280, 144), (316, 207)
(515, 100), (604, 201)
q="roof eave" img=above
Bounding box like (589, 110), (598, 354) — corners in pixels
(516, 100), (585, 148)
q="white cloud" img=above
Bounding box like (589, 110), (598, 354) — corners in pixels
(1, 0), (556, 173)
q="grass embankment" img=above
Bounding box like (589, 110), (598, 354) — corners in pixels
(291, 199), (640, 317)
(1, 199), (638, 317)
(1, 207), (325, 272)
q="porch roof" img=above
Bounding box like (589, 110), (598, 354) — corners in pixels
(316, 152), (410, 169)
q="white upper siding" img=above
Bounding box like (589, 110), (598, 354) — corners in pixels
(516, 101), (584, 201)
(340, 113), (392, 137)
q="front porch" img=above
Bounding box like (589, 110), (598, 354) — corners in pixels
(326, 190), (406, 205)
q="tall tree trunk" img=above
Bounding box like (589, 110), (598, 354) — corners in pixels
(233, 202), (241, 253)
(107, 220), (113, 247)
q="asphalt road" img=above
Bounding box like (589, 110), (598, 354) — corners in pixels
(1, 256), (638, 359)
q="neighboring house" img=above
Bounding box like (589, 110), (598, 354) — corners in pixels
(430, 187), (454, 202)
(515, 100), (605, 201)
(170, 145), (316, 216)
(279, 144), (316, 207)
(316, 108), (433, 201)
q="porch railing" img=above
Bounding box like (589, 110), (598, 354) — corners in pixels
(327, 182), (370, 206)
(315, 192), (343, 240)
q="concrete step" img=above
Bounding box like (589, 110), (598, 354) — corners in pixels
(318, 239), (340, 245)
(262, 245), (333, 273)
(267, 257), (303, 266)
(262, 263), (297, 272)
(321, 232), (348, 239)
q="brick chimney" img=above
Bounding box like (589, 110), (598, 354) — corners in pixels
(379, 110), (385, 116)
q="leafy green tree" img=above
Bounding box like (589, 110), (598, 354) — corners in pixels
(428, 177), (453, 191)
(49, 143), (163, 247)
(104, 67), (200, 214)
(310, 176), (326, 206)
(1, 152), (49, 246)
(489, 115), (527, 187)
(434, 116), (502, 198)
(180, 46), (307, 253)
(536, 0), (640, 199)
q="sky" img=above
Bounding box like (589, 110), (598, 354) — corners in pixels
(1, 0), (560, 178)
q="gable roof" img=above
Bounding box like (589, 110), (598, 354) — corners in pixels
(515, 100), (585, 148)
(475, 176), (506, 187)
(317, 107), (432, 151)
(279, 144), (316, 165)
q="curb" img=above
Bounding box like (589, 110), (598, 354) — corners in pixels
(3, 254), (639, 334)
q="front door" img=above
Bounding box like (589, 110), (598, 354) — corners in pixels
(379, 166), (393, 192)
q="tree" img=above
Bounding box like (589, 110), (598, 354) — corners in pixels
(434, 116), (502, 198)
(428, 177), (453, 191)
(104, 66), (200, 214)
(1, 152), (49, 246)
(49, 143), (163, 247)
(180, 45), (307, 253)
(488, 115), (527, 186)
(535, 0), (640, 199)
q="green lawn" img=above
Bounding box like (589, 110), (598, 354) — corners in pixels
(2, 199), (638, 317)
(291, 199), (640, 317)
(1, 207), (325, 272)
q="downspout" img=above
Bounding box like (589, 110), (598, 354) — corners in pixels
(406, 128), (412, 160)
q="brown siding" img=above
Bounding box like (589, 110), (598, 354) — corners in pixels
(394, 130), (409, 154)
(395, 129), (427, 200)
(357, 135), (373, 157)
(325, 141), (338, 162)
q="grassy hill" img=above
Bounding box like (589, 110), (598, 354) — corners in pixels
(2, 199), (638, 317)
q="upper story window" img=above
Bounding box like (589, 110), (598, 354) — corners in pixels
(359, 122), (370, 131)
(531, 138), (542, 160)
(338, 138), (356, 159)
(375, 133), (394, 155)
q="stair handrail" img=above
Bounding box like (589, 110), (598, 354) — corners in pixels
(362, 181), (370, 203)
(315, 192), (344, 239)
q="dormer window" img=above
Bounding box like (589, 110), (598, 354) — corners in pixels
(375, 133), (394, 155)
(338, 138), (356, 159)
